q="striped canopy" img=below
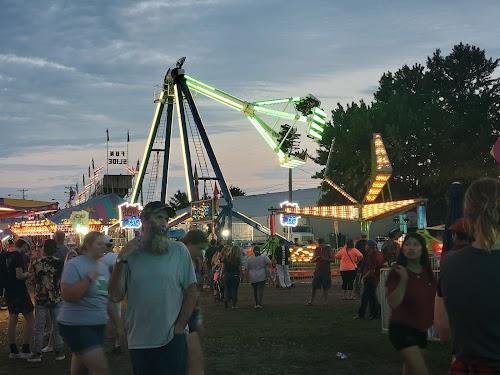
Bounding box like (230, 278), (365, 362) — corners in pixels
(0, 198), (59, 219)
(49, 194), (125, 225)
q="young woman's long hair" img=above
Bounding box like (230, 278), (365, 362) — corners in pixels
(396, 233), (433, 279)
(226, 245), (241, 263)
(464, 177), (500, 250)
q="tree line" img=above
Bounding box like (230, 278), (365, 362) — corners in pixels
(313, 43), (500, 223)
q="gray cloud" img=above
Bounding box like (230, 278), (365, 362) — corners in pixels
(0, 54), (77, 72)
(1, 0), (499, 199)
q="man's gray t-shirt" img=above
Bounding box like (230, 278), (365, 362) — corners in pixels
(247, 255), (271, 284)
(126, 240), (197, 349)
(439, 246), (500, 361)
(57, 255), (110, 326)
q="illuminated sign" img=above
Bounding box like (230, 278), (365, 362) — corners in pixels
(191, 199), (214, 223)
(118, 202), (143, 229)
(280, 201), (300, 227)
(108, 150), (128, 165)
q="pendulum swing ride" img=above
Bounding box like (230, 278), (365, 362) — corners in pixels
(130, 58), (329, 241)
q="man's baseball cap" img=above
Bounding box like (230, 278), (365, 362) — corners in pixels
(141, 201), (170, 219)
(449, 218), (466, 233)
(366, 239), (377, 247)
(103, 235), (113, 245)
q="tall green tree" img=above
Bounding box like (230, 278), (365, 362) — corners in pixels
(315, 44), (500, 220)
(229, 185), (246, 197)
(168, 190), (190, 211)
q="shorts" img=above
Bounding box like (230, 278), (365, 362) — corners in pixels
(6, 293), (34, 315)
(312, 272), (331, 290)
(129, 333), (187, 375)
(58, 323), (106, 354)
(340, 270), (357, 290)
(389, 322), (427, 351)
(188, 307), (202, 333)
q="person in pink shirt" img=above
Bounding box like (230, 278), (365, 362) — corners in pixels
(335, 239), (363, 300)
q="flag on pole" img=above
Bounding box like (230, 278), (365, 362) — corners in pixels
(88, 166), (91, 178)
(76, 183), (79, 193)
(106, 129), (109, 142)
(127, 129), (130, 143)
(136, 159), (140, 172)
(193, 166), (200, 201)
(213, 182), (220, 212)
(92, 158), (95, 170)
(83, 174), (85, 185)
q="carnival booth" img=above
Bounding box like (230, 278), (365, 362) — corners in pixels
(49, 194), (125, 246)
(2, 198), (59, 250)
(0, 198), (58, 220)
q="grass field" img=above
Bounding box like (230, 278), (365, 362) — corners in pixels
(0, 281), (451, 375)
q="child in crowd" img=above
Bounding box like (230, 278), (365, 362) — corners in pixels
(182, 230), (208, 375)
(268, 259), (277, 288)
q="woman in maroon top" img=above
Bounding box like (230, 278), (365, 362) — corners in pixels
(386, 233), (436, 375)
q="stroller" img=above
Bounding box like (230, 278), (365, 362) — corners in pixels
(213, 265), (224, 302)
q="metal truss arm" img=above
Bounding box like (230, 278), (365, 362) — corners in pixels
(231, 210), (270, 236)
(185, 75), (246, 112)
(178, 78), (233, 207)
(131, 90), (167, 203)
(175, 84), (196, 202)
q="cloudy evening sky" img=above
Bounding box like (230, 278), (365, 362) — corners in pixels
(0, 0), (499, 204)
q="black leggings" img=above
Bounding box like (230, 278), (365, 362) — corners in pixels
(251, 281), (265, 306)
(340, 270), (357, 290)
(224, 274), (240, 307)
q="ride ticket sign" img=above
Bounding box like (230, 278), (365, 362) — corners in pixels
(191, 199), (214, 223)
(118, 202), (143, 229)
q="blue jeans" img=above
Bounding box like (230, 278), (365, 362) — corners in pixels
(357, 281), (380, 318)
(34, 303), (64, 354)
(129, 333), (187, 375)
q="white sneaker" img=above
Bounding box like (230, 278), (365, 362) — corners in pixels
(27, 354), (42, 362)
(9, 353), (20, 359)
(18, 352), (31, 359)
(55, 352), (66, 361)
(41, 345), (53, 353)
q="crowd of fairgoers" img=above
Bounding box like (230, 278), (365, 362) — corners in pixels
(0, 177), (499, 375)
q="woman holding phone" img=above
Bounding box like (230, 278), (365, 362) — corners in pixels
(386, 233), (436, 375)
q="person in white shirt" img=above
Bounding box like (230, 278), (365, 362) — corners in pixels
(246, 246), (271, 308)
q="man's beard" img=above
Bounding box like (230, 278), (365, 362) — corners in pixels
(145, 231), (169, 255)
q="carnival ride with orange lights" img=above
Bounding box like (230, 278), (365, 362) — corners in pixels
(278, 133), (425, 238)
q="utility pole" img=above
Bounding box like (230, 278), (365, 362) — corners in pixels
(17, 189), (28, 199)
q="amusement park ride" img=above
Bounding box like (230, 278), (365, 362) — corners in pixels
(130, 58), (426, 241)
(130, 58), (328, 241)
(279, 133), (425, 236)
